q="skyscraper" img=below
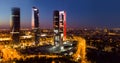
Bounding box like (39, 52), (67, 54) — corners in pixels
(53, 10), (66, 46)
(32, 7), (40, 45)
(10, 7), (20, 43)
(53, 10), (60, 46)
(59, 11), (66, 41)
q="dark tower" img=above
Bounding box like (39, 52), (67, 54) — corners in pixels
(32, 7), (40, 45)
(53, 10), (60, 46)
(10, 7), (20, 44)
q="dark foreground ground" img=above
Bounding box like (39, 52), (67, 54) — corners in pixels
(87, 48), (120, 63)
(15, 56), (77, 63)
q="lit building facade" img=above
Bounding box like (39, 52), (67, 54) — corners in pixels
(53, 10), (66, 46)
(59, 11), (66, 41)
(10, 7), (20, 43)
(32, 7), (40, 45)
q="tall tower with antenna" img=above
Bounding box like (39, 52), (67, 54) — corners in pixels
(32, 7), (40, 45)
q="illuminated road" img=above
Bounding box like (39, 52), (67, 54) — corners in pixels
(0, 38), (11, 41)
(87, 45), (98, 50)
(72, 36), (86, 63)
(21, 55), (62, 60)
(0, 36), (87, 63)
(0, 46), (62, 62)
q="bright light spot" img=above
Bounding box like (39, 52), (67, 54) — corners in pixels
(69, 52), (73, 55)
(68, 47), (72, 50)
(54, 30), (58, 33)
(33, 8), (38, 11)
(76, 55), (81, 60)
(63, 42), (67, 44)
(59, 11), (65, 14)
(0, 38), (11, 41)
(41, 34), (46, 37)
(60, 46), (64, 50)
(21, 35), (32, 39)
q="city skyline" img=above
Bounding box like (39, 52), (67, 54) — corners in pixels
(0, 0), (119, 63)
(0, 0), (120, 29)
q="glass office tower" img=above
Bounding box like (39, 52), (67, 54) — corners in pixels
(10, 7), (20, 44)
(32, 7), (40, 45)
(53, 10), (66, 46)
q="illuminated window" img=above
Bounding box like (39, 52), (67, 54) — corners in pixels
(55, 36), (59, 41)
(61, 33), (63, 37)
(54, 30), (58, 33)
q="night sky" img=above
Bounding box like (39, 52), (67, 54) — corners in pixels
(0, 0), (120, 29)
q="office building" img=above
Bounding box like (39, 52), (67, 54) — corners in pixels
(53, 10), (66, 46)
(10, 7), (20, 43)
(32, 7), (40, 45)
